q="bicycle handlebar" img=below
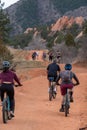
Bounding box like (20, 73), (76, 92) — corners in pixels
(14, 84), (23, 87)
(56, 83), (79, 86)
(73, 83), (79, 86)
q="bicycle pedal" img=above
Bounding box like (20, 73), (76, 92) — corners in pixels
(59, 108), (64, 112)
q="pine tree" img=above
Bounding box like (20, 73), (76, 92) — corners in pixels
(0, 1), (13, 62)
(0, 0), (10, 43)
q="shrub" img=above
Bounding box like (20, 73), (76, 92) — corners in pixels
(65, 33), (75, 46)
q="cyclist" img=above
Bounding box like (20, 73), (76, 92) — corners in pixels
(32, 51), (38, 60)
(42, 52), (46, 61)
(0, 61), (22, 117)
(56, 50), (61, 63)
(56, 63), (80, 112)
(48, 52), (54, 62)
(47, 59), (61, 94)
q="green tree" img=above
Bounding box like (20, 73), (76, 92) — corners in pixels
(69, 23), (80, 37)
(65, 33), (75, 46)
(82, 20), (87, 35)
(0, 1), (13, 62)
(10, 32), (34, 49)
(0, 1), (10, 43)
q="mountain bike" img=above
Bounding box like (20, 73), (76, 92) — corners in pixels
(49, 77), (56, 101)
(1, 84), (20, 123)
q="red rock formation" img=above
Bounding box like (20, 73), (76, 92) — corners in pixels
(51, 16), (84, 31)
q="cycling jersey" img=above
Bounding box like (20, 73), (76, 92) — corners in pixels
(0, 70), (21, 85)
(47, 62), (60, 77)
(56, 71), (78, 84)
(56, 70), (79, 95)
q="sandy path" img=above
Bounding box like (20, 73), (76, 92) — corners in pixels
(0, 65), (87, 130)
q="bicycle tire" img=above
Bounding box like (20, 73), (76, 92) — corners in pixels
(49, 91), (52, 101)
(64, 90), (69, 117)
(49, 85), (54, 101)
(2, 101), (8, 123)
(65, 104), (69, 117)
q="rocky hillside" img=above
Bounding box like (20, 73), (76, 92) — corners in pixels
(5, 0), (87, 36)
(51, 16), (84, 31)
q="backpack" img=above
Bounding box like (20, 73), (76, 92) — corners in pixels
(62, 70), (71, 82)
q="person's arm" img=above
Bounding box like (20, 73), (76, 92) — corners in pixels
(73, 73), (80, 86)
(47, 65), (49, 75)
(55, 74), (60, 85)
(57, 65), (61, 74)
(14, 73), (22, 86)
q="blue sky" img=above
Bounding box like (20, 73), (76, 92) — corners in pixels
(1, 0), (19, 8)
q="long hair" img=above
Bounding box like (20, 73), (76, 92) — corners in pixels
(3, 67), (9, 72)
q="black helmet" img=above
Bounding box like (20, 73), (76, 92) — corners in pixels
(3, 61), (10, 68)
(65, 64), (72, 70)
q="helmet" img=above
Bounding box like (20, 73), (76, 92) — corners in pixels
(3, 61), (10, 68)
(65, 64), (72, 70)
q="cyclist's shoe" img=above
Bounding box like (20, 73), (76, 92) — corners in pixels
(59, 105), (64, 112)
(53, 91), (57, 95)
(60, 108), (64, 112)
(10, 111), (15, 118)
(54, 91), (57, 95)
(59, 107), (64, 112)
(70, 96), (74, 102)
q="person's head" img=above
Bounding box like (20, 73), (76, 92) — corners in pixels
(53, 59), (57, 63)
(2, 61), (10, 72)
(64, 63), (72, 70)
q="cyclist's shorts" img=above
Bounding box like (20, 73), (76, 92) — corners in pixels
(60, 84), (73, 95)
(48, 75), (57, 82)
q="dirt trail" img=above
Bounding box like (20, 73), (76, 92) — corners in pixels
(0, 64), (87, 130)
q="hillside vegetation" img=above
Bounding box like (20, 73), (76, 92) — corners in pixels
(9, 17), (87, 63)
(0, 0), (87, 64)
(6, 0), (87, 35)
(51, 0), (87, 13)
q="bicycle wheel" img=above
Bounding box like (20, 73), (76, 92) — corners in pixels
(49, 87), (53, 101)
(2, 100), (8, 123)
(49, 91), (52, 101)
(64, 97), (70, 117)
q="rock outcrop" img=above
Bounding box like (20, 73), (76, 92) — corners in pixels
(51, 16), (84, 31)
